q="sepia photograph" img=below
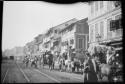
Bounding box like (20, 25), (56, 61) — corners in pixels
(1, 1), (122, 83)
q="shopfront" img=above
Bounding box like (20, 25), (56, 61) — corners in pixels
(100, 38), (123, 64)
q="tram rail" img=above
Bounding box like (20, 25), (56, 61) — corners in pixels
(2, 69), (9, 83)
(16, 61), (61, 83)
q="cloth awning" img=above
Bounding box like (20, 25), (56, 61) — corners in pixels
(115, 47), (122, 51)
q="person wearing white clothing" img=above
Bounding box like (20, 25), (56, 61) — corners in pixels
(106, 47), (115, 64)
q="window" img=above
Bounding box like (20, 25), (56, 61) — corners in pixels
(83, 35), (86, 51)
(110, 20), (116, 31)
(107, 1), (112, 11)
(62, 42), (65, 46)
(115, 14), (122, 29)
(65, 24), (68, 26)
(90, 25), (94, 42)
(54, 41), (59, 46)
(115, 14), (122, 36)
(91, 3), (94, 14)
(114, 1), (121, 8)
(107, 18), (112, 39)
(70, 39), (74, 44)
(100, 1), (104, 9)
(100, 21), (104, 39)
(55, 30), (57, 34)
(95, 23), (98, 41)
(79, 38), (83, 49)
(107, 18), (112, 31)
(95, 1), (98, 11)
(115, 14), (121, 20)
(87, 35), (89, 49)
(78, 24), (81, 33)
(45, 44), (48, 48)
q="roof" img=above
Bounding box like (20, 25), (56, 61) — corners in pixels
(53, 18), (77, 29)
(76, 18), (88, 24)
(59, 23), (75, 33)
(59, 17), (88, 33)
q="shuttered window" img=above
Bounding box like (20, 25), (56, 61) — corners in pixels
(90, 25), (94, 42)
(95, 23), (98, 41)
(100, 1), (104, 9)
(83, 35), (86, 51)
(79, 38), (83, 49)
(91, 3), (94, 14)
(95, 1), (98, 11)
(100, 21), (104, 40)
(87, 35), (89, 49)
(107, 18), (112, 39)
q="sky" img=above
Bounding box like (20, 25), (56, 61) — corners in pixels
(2, 1), (89, 51)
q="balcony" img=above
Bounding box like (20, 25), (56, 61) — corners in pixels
(109, 18), (122, 40)
(107, 29), (122, 42)
(114, 29), (122, 37)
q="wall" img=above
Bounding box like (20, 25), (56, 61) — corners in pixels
(88, 1), (122, 44)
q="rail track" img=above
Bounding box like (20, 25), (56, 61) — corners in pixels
(2, 60), (84, 83)
(16, 61), (61, 83)
(17, 61), (84, 83)
(2, 69), (9, 83)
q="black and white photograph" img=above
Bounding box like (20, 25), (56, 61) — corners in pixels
(1, 1), (123, 83)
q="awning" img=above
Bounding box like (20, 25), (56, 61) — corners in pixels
(115, 47), (122, 51)
(110, 42), (122, 46)
(100, 38), (122, 46)
(44, 40), (50, 44)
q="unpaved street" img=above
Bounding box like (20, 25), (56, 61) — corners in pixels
(1, 59), (84, 83)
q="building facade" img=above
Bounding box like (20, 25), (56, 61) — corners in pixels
(42, 28), (54, 52)
(42, 18), (78, 55)
(60, 18), (89, 60)
(26, 18), (89, 61)
(88, 1), (122, 49)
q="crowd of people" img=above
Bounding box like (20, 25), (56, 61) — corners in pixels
(83, 46), (123, 82)
(22, 46), (123, 82)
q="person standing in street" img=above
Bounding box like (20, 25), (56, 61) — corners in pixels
(83, 52), (98, 83)
(24, 56), (29, 68)
(101, 47), (116, 82)
(34, 56), (38, 68)
(48, 51), (54, 70)
(42, 53), (46, 68)
(106, 47), (116, 65)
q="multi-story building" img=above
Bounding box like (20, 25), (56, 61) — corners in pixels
(43, 28), (54, 52)
(34, 18), (89, 61)
(59, 18), (89, 60)
(88, 1), (122, 50)
(34, 34), (44, 55)
(37, 34), (45, 53)
(25, 40), (38, 56)
(51, 18), (78, 55)
(42, 18), (78, 55)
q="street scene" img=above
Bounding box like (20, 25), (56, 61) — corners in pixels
(2, 1), (123, 83)
(1, 59), (85, 83)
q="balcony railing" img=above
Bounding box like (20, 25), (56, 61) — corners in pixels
(107, 29), (122, 40)
(114, 29), (122, 37)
